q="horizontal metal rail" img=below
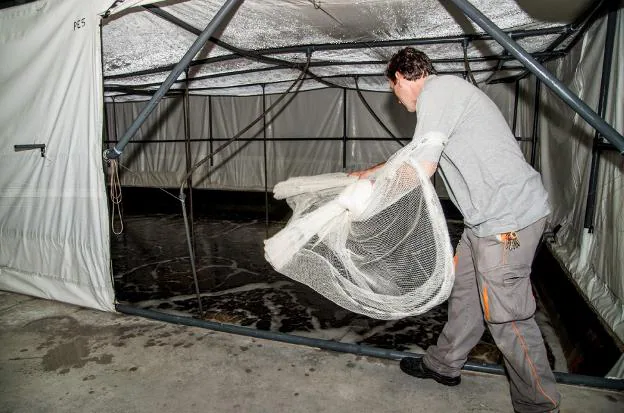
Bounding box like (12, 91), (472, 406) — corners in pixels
(104, 66), (531, 96)
(104, 51), (563, 91)
(102, 135), (539, 144)
(104, 49), (564, 82)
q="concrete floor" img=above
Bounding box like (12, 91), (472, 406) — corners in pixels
(1, 292), (622, 413)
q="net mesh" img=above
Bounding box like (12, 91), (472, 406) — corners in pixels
(264, 135), (454, 319)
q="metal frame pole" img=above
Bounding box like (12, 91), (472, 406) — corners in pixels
(530, 78), (541, 166)
(103, 101), (110, 145)
(209, 96), (214, 171)
(262, 85), (269, 225)
(103, 0), (243, 160)
(342, 88), (348, 171)
(583, 5), (618, 231)
(183, 69), (195, 251)
(111, 96), (118, 144)
(116, 304), (624, 391)
(447, 0), (624, 154)
(512, 80), (520, 137)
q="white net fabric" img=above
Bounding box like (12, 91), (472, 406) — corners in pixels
(264, 134), (454, 319)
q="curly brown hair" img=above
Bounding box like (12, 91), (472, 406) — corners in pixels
(386, 47), (437, 82)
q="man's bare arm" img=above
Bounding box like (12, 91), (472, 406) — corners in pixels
(348, 162), (386, 179)
(350, 160), (437, 180)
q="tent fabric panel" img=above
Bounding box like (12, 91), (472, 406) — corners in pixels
(108, 97), (189, 188)
(113, 141), (189, 188)
(585, 10), (624, 335)
(210, 95), (264, 140)
(203, 140), (266, 190)
(346, 89), (415, 139)
(114, 96), (186, 142)
(266, 140), (344, 189)
(265, 88), (344, 140)
(0, 0), (116, 311)
(105, 78), (541, 195)
(538, 10), (624, 343)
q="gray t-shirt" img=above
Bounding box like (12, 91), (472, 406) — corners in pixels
(413, 75), (550, 236)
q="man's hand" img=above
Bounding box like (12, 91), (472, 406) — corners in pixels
(419, 161), (438, 178)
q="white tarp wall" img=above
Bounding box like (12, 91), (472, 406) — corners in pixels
(104, 89), (452, 194)
(480, 9), (624, 353)
(538, 10), (624, 345)
(0, 0), (158, 311)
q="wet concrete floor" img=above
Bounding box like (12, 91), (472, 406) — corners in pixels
(2, 291), (623, 413)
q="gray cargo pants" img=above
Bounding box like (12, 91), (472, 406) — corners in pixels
(423, 218), (561, 413)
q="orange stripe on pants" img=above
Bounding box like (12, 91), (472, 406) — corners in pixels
(511, 321), (559, 409)
(482, 284), (490, 321)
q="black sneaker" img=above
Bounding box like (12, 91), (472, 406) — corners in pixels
(399, 357), (461, 386)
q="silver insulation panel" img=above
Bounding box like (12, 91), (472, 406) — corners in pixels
(102, 0), (595, 97)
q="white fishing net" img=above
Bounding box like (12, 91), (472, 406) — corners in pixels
(264, 133), (455, 319)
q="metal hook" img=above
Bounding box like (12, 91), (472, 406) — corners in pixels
(14, 143), (46, 158)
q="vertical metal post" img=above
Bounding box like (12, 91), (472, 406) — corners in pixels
(103, 101), (110, 144)
(512, 80), (520, 137)
(342, 88), (348, 170)
(262, 85), (269, 225)
(531, 78), (541, 166)
(584, 6), (618, 231)
(208, 96), (214, 170)
(99, 21), (110, 147)
(111, 96), (119, 144)
(183, 70), (195, 250)
(446, 0), (624, 153)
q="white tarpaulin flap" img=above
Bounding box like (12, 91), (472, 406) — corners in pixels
(0, 0), (126, 311)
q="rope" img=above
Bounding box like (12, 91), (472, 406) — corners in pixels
(109, 159), (124, 235)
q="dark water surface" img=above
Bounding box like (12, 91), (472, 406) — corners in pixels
(111, 215), (563, 369)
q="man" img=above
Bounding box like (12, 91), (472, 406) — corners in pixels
(351, 47), (560, 413)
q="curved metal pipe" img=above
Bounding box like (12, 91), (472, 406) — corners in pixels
(462, 39), (478, 86)
(116, 304), (624, 391)
(354, 77), (405, 148)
